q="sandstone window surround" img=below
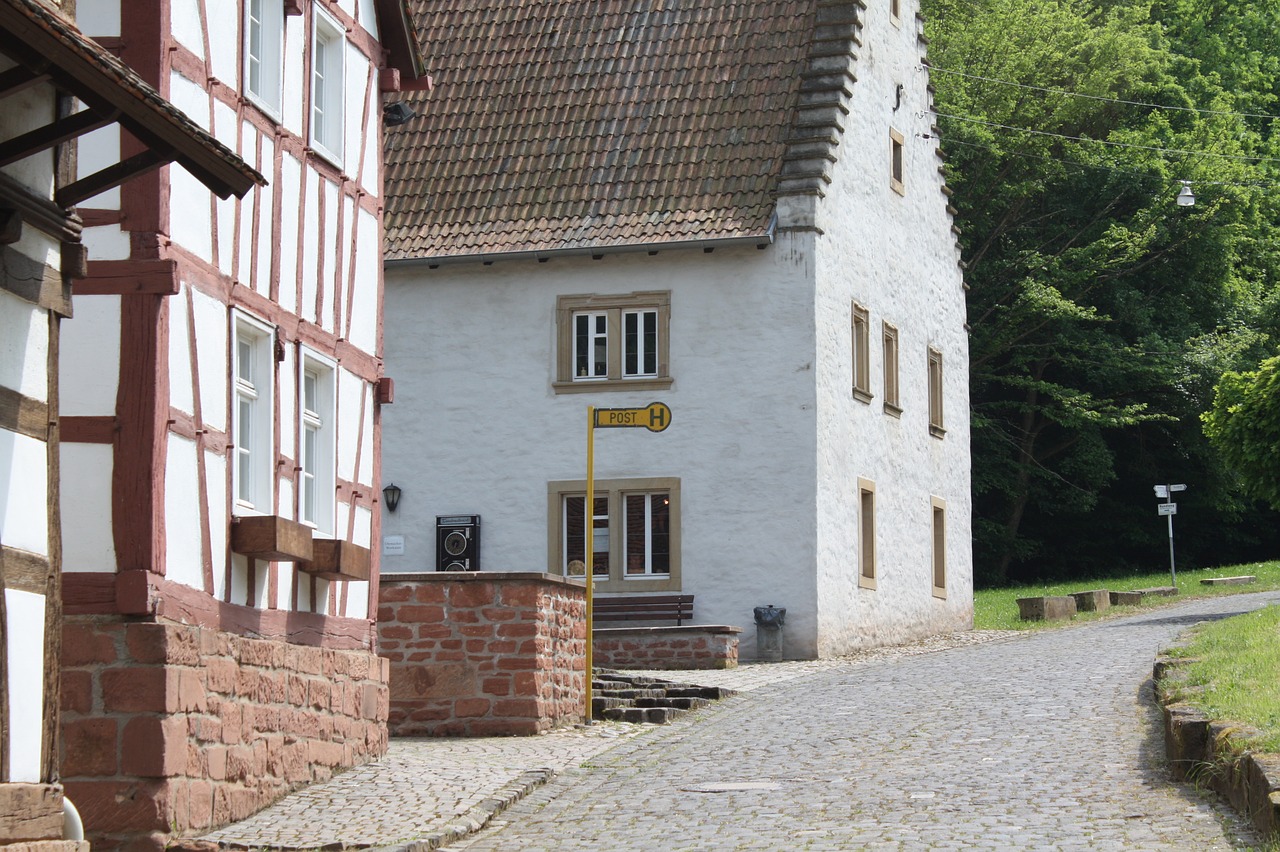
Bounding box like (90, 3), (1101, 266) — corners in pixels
(554, 291), (672, 393)
(851, 302), (872, 403)
(882, 321), (901, 416)
(890, 127), (905, 196)
(931, 495), (947, 599)
(858, 477), (877, 590)
(547, 476), (681, 592)
(928, 346), (945, 438)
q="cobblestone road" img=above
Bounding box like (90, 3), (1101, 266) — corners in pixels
(442, 593), (1280, 851)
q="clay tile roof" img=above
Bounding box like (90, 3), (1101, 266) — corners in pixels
(385, 0), (822, 262)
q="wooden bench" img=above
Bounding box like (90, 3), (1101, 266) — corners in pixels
(594, 594), (694, 626)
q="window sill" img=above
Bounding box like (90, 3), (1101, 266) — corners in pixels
(553, 376), (674, 395)
(853, 388), (874, 404)
(858, 574), (877, 591)
(929, 424), (947, 439)
(584, 575), (682, 593)
(932, 586), (947, 600)
(883, 402), (902, 418)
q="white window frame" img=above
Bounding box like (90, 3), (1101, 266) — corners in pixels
(232, 312), (275, 516)
(298, 350), (337, 535)
(622, 308), (660, 379)
(573, 311), (610, 381)
(310, 7), (346, 166)
(244, 0), (284, 119)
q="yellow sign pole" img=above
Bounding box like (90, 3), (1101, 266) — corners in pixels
(584, 405), (595, 724)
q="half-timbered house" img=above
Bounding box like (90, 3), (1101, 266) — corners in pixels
(47, 1), (426, 848)
(1, 1), (261, 849)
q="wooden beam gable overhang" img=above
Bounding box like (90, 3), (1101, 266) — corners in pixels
(0, 0), (265, 208)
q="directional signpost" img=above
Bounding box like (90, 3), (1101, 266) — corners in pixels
(1153, 483), (1187, 586)
(583, 403), (671, 722)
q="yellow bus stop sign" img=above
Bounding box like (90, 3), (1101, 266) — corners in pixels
(592, 401), (672, 432)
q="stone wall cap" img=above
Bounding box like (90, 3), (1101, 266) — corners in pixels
(381, 571), (585, 588)
(593, 624), (743, 635)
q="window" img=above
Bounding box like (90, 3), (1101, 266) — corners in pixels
(852, 302), (871, 402)
(244, 0), (283, 116)
(299, 352), (336, 534)
(311, 8), (345, 164)
(890, 128), (905, 195)
(858, 478), (876, 590)
(931, 496), (947, 598)
(233, 313), (274, 514)
(555, 292), (672, 393)
(928, 346), (945, 437)
(890, 0), (901, 25)
(882, 322), (901, 415)
(549, 477), (680, 591)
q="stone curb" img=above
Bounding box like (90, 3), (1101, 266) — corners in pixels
(364, 768), (555, 852)
(1154, 651), (1280, 838)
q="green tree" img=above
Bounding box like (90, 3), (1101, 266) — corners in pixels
(921, 0), (1280, 584)
(1203, 358), (1280, 509)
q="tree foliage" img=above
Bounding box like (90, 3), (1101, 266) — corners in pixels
(920, 0), (1280, 585)
(1203, 358), (1280, 510)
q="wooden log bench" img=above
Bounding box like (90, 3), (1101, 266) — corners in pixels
(592, 594), (741, 670)
(1200, 575), (1256, 586)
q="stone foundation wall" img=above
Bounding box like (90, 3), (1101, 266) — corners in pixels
(378, 573), (587, 736)
(60, 617), (389, 852)
(593, 625), (741, 670)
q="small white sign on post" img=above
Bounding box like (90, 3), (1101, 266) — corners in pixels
(1152, 483), (1187, 587)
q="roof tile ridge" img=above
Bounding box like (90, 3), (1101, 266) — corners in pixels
(775, 0), (864, 201)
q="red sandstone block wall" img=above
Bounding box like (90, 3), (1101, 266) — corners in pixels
(593, 628), (740, 670)
(378, 573), (587, 736)
(60, 617), (388, 852)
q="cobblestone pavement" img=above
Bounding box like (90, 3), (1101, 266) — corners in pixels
(205, 594), (1278, 851)
(439, 594), (1280, 851)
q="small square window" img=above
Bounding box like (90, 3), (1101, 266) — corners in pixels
(550, 477), (681, 592)
(890, 128), (905, 195)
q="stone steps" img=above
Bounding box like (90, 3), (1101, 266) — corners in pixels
(591, 671), (735, 725)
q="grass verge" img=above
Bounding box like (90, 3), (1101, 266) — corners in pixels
(1160, 603), (1280, 753)
(973, 560), (1280, 631)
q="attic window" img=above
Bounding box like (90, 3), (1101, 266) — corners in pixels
(890, 128), (905, 195)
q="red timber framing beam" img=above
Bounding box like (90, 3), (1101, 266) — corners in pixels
(62, 571), (376, 650)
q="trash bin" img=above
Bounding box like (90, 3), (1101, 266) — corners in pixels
(753, 605), (786, 662)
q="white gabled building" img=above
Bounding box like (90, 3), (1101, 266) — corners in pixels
(41, 1), (426, 848)
(381, 0), (971, 660)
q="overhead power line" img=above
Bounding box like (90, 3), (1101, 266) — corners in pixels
(927, 66), (1280, 122)
(932, 112), (1280, 165)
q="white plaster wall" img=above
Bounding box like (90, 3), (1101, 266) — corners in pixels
(282, 16), (305, 136)
(382, 238), (824, 656)
(194, 287), (229, 432)
(300, 170), (320, 323)
(170, 285), (195, 415)
(207, 0), (239, 87)
(171, 0), (205, 59)
(76, 125), (120, 208)
(279, 153), (302, 316)
(356, 0), (378, 36)
(0, 290), (49, 402)
(0, 430), (49, 556)
(81, 224), (131, 260)
(336, 369), (363, 485)
(807, 0), (972, 654)
(322, 177), (340, 331)
(214, 99), (239, 278)
(5, 589), (45, 783)
(0, 59), (55, 195)
(60, 443), (116, 572)
(165, 434), (205, 591)
(76, 0), (121, 37)
(238, 124), (259, 291)
(348, 207), (380, 353)
(206, 450), (228, 597)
